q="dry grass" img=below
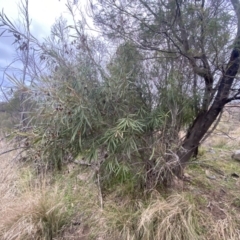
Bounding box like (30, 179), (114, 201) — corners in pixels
(0, 143), (69, 239)
(1, 108), (240, 240)
(209, 215), (240, 240)
(90, 187), (240, 240)
(1, 146), (205, 240)
(87, 192), (201, 240)
(203, 107), (240, 151)
(0, 141), (98, 240)
(137, 193), (201, 240)
(0, 187), (68, 240)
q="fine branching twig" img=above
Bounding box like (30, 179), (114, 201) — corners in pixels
(0, 146), (26, 156)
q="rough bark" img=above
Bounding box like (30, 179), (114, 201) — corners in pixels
(176, 0), (240, 174)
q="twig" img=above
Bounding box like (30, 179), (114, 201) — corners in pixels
(97, 171), (103, 210)
(0, 147), (26, 156)
(212, 129), (235, 140)
(73, 160), (92, 166)
(10, 149), (27, 163)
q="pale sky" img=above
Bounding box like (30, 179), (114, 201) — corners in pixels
(0, 0), (77, 73)
(1, 0), (69, 32)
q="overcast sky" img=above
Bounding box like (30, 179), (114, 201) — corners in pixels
(0, 0), (76, 84)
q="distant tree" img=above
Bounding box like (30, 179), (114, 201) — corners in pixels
(0, 0), (45, 128)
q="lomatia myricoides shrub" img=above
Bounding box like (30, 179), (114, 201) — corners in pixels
(13, 39), (195, 188)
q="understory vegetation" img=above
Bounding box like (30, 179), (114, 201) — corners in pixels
(1, 118), (240, 240)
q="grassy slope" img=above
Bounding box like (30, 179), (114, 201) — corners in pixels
(1, 110), (240, 240)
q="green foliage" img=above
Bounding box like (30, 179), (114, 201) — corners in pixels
(160, 75), (196, 129)
(11, 0), (228, 188)
(13, 39), (174, 189)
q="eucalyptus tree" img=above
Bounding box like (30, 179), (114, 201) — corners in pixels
(89, 0), (240, 176)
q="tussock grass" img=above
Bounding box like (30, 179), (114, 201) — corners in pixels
(87, 189), (240, 240)
(209, 215), (240, 240)
(91, 191), (203, 240)
(0, 141), (98, 240)
(137, 193), (201, 240)
(0, 151), (71, 240)
(0, 187), (69, 240)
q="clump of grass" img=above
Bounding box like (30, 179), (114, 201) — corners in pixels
(99, 198), (140, 240)
(0, 155), (76, 240)
(198, 146), (206, 157)
(209, 214), (240, 240)
(137, 194), (201, 240)
(0, 142), (22, 211)
(95, 192), (203, 240)
(0, 187), (71, 240)
(0, 141), (98, 240)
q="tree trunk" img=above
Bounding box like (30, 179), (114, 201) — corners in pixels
(169, 0), (240, 177)
(176, 50), (240, 175)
